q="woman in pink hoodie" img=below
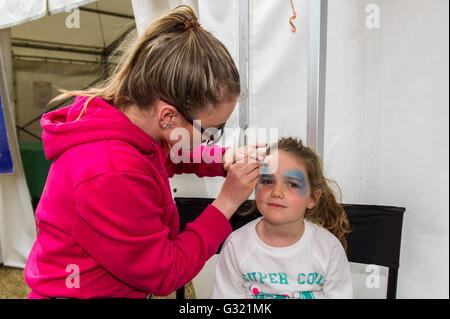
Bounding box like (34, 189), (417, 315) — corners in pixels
(24, 5), (263, 298)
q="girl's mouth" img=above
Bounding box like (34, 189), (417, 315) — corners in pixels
(268, 203), (287, 208)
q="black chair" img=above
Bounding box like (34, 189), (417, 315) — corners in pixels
(343, 204), (405, 299)
(174, 197), (405, 299)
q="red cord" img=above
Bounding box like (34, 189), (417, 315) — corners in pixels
(289, 0), (297, 33)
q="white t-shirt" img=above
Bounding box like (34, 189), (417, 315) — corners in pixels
(213, 217), (353, 299)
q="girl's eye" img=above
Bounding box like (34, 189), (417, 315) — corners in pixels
(259, 177), (272, 184)
(288, 182), (300, 188)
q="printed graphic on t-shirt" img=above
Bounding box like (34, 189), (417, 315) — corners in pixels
(250, 286), (316, 299)
(242, 271), (324, 299)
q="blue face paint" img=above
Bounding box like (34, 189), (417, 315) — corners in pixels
(283, 169), (307, 196)
(260, 162), (272, 175)
(257, 162), (272, 192)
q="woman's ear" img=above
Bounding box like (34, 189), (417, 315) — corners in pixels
(307, 189), (322, 209)
(157, 102), (178, 128)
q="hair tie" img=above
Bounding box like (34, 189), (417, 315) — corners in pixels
(182, 19), (201, 31)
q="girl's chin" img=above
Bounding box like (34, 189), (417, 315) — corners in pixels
(260, 210), (303, 224)
(260, 211), (285, 222)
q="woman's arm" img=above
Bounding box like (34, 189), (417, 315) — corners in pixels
(72, 171), (232, 296)
(165, 144), (228, 178)
(165, 143), (266, 178)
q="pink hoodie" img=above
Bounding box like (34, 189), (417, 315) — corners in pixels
(24, 96), (232, 298)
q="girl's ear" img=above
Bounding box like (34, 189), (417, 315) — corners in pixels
(307, 189), (322, 209)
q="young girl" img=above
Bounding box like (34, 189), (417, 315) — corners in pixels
(213, 137), (353, 299)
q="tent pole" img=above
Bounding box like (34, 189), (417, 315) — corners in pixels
(238, 0), (249, 147)
(11, 41), (103, 55)
(307, 0), (328, 159)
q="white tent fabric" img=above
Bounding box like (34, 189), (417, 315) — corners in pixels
(0, 0), (97, 29)
(0, 28), (37, 268)
(133, 0), (449, 298)
(325, 0), (449, 298)
(0, 0), (46, 30)
(132, 0), (199, 35)
(47, 0), (98, 15)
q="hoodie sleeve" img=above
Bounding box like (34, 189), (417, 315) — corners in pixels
(72, 171), (232, 296)
(165, 144), (229, 178)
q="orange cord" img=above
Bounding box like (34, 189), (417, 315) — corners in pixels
(289, 0), (297, 33)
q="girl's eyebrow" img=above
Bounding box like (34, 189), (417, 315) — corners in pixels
(283, 170), (306, 182)
(260, 174), (303, 183)
(283, 176), (302, 182)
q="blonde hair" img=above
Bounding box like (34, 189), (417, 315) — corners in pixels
(52, 5), (240, 119)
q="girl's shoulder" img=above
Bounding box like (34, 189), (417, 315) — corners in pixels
(305, 219), (342, 248)
(227, 216), (262, 243)
(304, 220), (347, 266)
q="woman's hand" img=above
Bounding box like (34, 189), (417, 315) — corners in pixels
(222, 143), (267, 172)
(212, 161), (261, 219)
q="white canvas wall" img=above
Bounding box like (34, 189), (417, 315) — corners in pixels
(325, 0), (449, 298)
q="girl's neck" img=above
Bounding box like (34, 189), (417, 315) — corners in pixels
(256, 218), (305, 248)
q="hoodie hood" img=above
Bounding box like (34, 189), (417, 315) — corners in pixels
(41, 96), (156, 160)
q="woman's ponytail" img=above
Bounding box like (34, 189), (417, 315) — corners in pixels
(51, 5), (240, 118)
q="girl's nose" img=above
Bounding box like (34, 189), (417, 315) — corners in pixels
(270, 183), (284, 199)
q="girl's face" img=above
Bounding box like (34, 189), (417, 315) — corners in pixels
(255, 150), (317, 225)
